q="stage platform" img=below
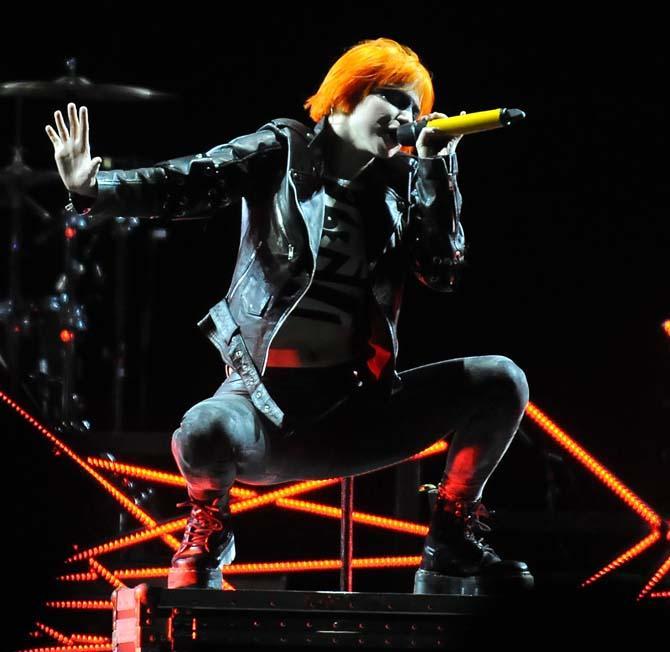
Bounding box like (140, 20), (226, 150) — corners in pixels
(112, 578), (665, 651)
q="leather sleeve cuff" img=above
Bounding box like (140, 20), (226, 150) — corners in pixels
(68, 188), (97, 215)
(416, 152), (458, 179)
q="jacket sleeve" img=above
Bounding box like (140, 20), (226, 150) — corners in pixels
(406, 152), (466, 292)
(67, 127), (285, 226)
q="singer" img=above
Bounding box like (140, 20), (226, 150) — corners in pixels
(46, 37), (532, 594)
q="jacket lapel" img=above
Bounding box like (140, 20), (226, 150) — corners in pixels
(288, 116), (409, 270)
(286, 117), (327, 266)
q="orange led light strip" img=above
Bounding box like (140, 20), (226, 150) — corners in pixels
(104, 567), (166, 580)
(227, 556), (423, 573)
(233, 486), (258, 497)
(69, 636), (112, 644)
(57, 572), (98, 582)
(65, 518), (188, 562)
(18, 646), (112, 652)
(89, 559), (125, 590)
(649, 591), (669, 599)
(581, 531), (661, 586)
(110, 555), (422, 579)
(276, 498), (428, 535)
(229, 478), (347, 513)
(36, 634), (111, 647)
(0, 390), (180, 549)
(45, 601), (112, 610)
(86, 457), (185, 486)
(525, 401), (661, 528)
(34, 623), (70, 646)
(58, 566), (231, 590)
(637, 553), (670, 601)
(409, 440), (448, 460)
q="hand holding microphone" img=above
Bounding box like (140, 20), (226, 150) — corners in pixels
(414, 110), (466, 159)
(396, 107), (527, 158)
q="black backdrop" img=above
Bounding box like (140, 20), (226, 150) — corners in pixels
(2, 4), (668, 645)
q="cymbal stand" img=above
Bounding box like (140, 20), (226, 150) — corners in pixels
(111, 216), (140, 431)
(0, 95), (55, 398)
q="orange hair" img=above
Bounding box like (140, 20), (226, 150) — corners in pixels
(304, 37), (435, 123)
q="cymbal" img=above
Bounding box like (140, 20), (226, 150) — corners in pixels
(0, 75), (176, 101)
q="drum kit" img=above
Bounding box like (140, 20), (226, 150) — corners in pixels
(0, 57), (176, 442)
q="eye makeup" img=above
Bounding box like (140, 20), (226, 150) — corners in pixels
(370, 87), (420, 118)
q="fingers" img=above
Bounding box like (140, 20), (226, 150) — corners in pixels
(68, 103), (79, 142)
(52, 102), (85, 145)
(81, 105), (90, 152)
(89, 157), (102, 180)
(54, 108), (70, 142)
(423, 111), (448, 120)
(45, 124), (62, 147)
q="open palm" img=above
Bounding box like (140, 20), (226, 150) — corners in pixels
(45, 102), (102, 196)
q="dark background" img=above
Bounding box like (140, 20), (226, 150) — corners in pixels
(2, 4), (668, 647)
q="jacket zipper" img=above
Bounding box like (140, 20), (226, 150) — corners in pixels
(275, 195), (294, 261)
(261, 174), (317, 374)
(226, 240), (263, 301)
(261, 182), (401, 375)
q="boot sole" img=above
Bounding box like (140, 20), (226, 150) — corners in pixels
(168, 535), (236, 590)
(413, 568), (534, 596)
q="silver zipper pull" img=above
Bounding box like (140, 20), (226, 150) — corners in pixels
(288, 244), (294, 261)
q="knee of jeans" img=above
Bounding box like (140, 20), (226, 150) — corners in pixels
(472, 355), (529, 409)
(172, 397), (251, 468)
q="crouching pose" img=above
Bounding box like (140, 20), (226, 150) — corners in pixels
(46, 37), (533, 595)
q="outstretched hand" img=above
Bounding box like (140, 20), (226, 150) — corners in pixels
(415, 110), (466, 159)
(45, 102), (102, 197)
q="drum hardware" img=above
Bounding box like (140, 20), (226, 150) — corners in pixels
(1, 56), (174, 419)
(1, 57), (175, 530)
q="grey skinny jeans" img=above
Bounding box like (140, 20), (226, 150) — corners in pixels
(171, 354), (530, 503)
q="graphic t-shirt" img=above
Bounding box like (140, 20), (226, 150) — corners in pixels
(266, 175), (370, 367)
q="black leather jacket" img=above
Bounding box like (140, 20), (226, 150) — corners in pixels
(69, 116), (466, 428)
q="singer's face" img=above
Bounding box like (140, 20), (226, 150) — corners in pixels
(336, 84), (420, 158)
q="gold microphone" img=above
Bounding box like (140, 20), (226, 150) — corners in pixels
(392, 108), (526, 146)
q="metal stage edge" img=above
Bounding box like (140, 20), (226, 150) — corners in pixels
(112, 582), (666, 651)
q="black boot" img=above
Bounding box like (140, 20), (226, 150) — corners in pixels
(413, 485), (534, 596)
(167, 493), (236, 590)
